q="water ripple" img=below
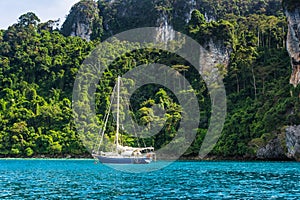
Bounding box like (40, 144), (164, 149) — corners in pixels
(0, 160), (299, 199)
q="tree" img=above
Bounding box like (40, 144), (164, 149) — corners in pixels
(17, 12), (40, 28)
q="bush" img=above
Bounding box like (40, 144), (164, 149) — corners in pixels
(25, 147), (34, 157)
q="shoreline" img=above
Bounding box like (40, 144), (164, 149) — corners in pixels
(0, 155), (297, 162)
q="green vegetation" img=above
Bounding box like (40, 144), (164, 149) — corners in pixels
(184, 8), (293, 158)
(0, 12), (94, 157)
(64, 0), (281, 40)
(0, 0), (298, 159)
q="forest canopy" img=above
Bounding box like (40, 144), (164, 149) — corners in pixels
(0, 0), (297, 159)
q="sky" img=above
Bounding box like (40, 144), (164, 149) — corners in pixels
(0, 0), (80, 29)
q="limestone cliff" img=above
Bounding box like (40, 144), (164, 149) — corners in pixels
(282, 0), (300, 162)
(285, 126), (300, 161)
(62, 0), (281, 42)
(256, 137), (287, 160)
(283, 0), (300, 86)
(60, 0), (232, 78)
(199, 39), (231, 78)
(61, 0), (102, 41)
(255, 127), (300, 161)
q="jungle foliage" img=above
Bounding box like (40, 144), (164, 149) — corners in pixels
(0, 0), (298, 159)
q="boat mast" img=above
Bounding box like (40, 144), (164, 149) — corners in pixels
(116, 76), (120, 151)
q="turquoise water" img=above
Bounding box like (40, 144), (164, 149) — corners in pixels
(0, 160), (299, 199)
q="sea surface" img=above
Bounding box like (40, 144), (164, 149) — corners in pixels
(0, 159), (299, 199)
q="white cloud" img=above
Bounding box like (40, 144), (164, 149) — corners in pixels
(0, 0), (80, 29)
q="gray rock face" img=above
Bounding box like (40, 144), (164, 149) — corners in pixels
(155, 11), (175, 43)
(285, 126), (300, 161)
(285, 7), (300, 86)
(70, 22), (92, 41)
(201, 39), (231, 70)
(198, 39), (231, 86)
(257, 138), (286, 160)
(61, 0), (102, 41)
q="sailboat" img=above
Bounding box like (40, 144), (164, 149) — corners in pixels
(92, 76), (156, 164)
